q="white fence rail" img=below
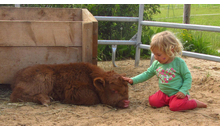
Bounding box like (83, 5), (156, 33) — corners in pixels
(139, 44), (220, 62)
(141, 21), (220, 32)
(94, 16), (139, 22)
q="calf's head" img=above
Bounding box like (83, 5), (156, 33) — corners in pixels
(93, 71), (129, 108)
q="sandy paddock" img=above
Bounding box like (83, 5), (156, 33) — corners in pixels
(0, 57), (220, 126)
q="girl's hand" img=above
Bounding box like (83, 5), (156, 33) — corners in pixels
(175, 91), (185, 99)
(122, 77), (133, 84)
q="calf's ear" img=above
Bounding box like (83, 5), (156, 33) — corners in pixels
(93, 77), (105, 92)
(121, 73), (126, 77)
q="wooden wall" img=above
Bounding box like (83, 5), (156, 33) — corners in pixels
(0, 7), (98, 84)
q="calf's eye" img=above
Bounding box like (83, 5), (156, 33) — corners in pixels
(112, 90), (118, 93)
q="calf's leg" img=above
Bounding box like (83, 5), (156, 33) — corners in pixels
(10, 87), (51, 106)
(34, 94), (51, 107)
(11, 92), (51, 106)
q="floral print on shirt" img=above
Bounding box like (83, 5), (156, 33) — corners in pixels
(156, 67), (176, 84)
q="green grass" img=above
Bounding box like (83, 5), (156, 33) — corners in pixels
(150, 4), (220, 50)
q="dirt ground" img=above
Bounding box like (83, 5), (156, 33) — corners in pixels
(0, 57), (220, 126)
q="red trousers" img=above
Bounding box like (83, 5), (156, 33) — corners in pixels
(149, 90), (197, 111)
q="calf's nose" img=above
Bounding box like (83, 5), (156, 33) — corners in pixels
(123, 100), (130, 108)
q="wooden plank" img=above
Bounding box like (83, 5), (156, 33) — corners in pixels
(0, 46), (82, 84)
(82, 9), (97, 22)
(82, 9), (98, 65)
(92, 22), (98, 65)
(0, 7), (82, 21)
(82, 22), (93, 63)
(0, 21), (82, 46)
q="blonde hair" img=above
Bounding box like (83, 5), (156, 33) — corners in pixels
(150, 31), (183, 58)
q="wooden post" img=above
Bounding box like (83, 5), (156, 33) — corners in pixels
(183, 4), (191, 24)
(82, 9), (98, 65)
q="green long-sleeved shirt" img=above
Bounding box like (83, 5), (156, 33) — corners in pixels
(132, 57), (192, 96)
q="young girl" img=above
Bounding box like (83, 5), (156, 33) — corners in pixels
(123, 31), (207, 111)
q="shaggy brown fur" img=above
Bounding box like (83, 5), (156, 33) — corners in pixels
(10, 62), (130, 108)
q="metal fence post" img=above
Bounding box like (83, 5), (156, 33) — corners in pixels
(112, 45), (118, 67)
(15, 4), (20, 7)
(135, 4), (144, 67)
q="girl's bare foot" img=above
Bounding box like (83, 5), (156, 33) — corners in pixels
(194, 99), (207, 108)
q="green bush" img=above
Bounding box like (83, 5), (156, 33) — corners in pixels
(180, 29), (220, 56)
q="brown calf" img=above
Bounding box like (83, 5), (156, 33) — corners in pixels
(10, 62), (130, 108)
